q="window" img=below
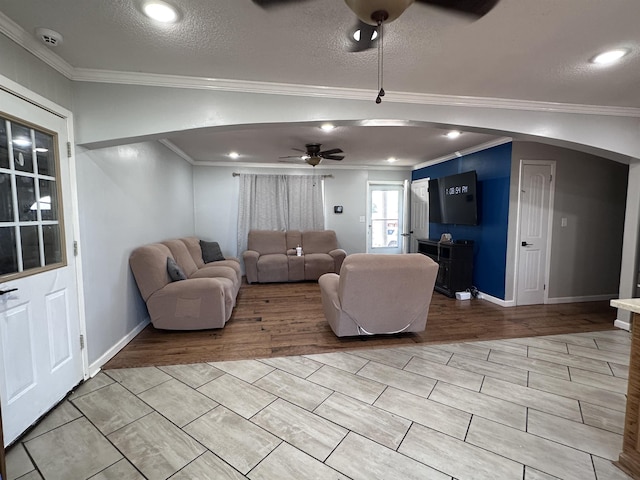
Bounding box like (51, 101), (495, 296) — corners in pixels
(0, 115), (64, 278)
(236, 174), (325, 254)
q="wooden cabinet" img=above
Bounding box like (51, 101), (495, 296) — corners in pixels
(616, 310), (640, 479)
(417, 239), (474, 297)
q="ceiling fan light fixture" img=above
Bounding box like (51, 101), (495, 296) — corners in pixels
(352, 28), (378, 42)
(590, 48), (630, 65)
(142, 1), (179, 23)
(344, 0), (414, 25)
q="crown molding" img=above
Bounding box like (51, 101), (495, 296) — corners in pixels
(158, 139), (195, 165)
(413, 137), (513, 170)
(0, 11), (75, 79)
(191, 160), (411, 171)
(73, 68), (640, 118)
(2, 11), (639, 119)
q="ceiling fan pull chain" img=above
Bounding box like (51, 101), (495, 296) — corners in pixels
(376, 20), (385, 104)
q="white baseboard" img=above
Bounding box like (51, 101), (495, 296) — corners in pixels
(545, 294), (618, 304)
(88, 317), (151, 377)
(477, 292), (516, 307)
(614, 319), (631, 331)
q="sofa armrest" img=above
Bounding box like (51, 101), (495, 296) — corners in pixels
(147, 277), (226, 330)
(318, 273), (341, 327)
(243, 250), (260, 284)
(286, 248), (297, 256)
(329, 249), (347, 272)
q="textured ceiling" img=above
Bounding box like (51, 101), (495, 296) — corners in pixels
(1, 0), (638, 166)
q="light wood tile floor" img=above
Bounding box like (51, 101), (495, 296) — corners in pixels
(7, 329), (634, 480)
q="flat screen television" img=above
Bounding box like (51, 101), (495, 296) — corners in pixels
(428, 171), (479, 225)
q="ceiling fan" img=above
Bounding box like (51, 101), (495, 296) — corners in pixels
(280, 143), (345, 167)
(252, 0), (500, 52)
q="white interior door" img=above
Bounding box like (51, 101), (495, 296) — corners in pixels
(410, 179), (430, 253)
(516, 162), (554, 305)
(0, 87), (84, 445)
(366, 182), (404, 254)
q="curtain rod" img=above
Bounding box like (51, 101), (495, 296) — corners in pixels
(232, 172), (333, 178)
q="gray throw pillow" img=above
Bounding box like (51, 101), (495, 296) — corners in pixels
(167, 257), (187, 281)
(200, 240), (225, 263)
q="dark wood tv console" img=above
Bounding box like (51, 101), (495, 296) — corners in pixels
(417, 239), (474, 298)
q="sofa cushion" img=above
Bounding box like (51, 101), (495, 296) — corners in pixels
(257, 253), (289, 283)
(167, 257), (187, 282)
(286, 230), (302, 251)
(304, 253), (335, 281)
(163, 239), (198, 277)
(302, 230), (338, 254)
(200, 240), (225, 263)
(180, 237), (206, 268)
(248, 230), (286, 255)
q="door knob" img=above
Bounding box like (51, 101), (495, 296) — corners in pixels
(521, 242), (532, 247)
(0, 288), (17, 295)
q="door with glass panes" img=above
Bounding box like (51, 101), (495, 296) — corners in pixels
(366, 182), (405, 254)
(0, 87), (83, 445)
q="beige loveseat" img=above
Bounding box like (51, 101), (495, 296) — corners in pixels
(243, 230), (346, 284)
(129, 237), (241, 330)
(319, 253), (439, 337)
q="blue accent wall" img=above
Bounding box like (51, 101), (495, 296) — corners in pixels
(412, 142), (512, 299)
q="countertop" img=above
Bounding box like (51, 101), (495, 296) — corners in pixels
(611, 298), (640, 315)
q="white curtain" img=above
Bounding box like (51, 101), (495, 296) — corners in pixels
(287, 175), (325, 231)
(237, 174), (325, 254)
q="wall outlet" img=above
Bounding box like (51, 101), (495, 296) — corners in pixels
(359, 216), (365, 223)
(561, 217), (568, 227)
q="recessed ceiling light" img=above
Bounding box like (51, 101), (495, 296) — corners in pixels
(387, 157), (396, 163)
(143, 1), (179, 23)
(228, 152), (239, 159)
(446, 131), (461, 139)
(353, 29), (378, 42)
(590, 48), (630, 65)
(320, 123), (335, 132)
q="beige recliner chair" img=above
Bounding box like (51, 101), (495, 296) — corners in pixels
(319, 253), (439, 337)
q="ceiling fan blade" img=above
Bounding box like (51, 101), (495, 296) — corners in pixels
(291, 147), (307, 153)
(279, 155), (303, 159)
(319, 148), (343, 156)
(417, 0), (500, 18)
(348, 21), (378, 52)
(323, 155), (344, 161)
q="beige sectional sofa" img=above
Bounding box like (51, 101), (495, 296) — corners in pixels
(243, 230), (346, 284)
(129, 237), (241, 330)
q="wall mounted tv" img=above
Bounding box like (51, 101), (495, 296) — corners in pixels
(428, 170), (479, 226)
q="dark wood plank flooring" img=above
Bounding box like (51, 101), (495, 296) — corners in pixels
(104, 281), (618, 369)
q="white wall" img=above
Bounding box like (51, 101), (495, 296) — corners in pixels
(72, 82), (640, 163)
(76, 141), (195, 367)
(193, 165), (411, 257)
(506, 142), (628, 303)
(0, 34), (73, 110)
